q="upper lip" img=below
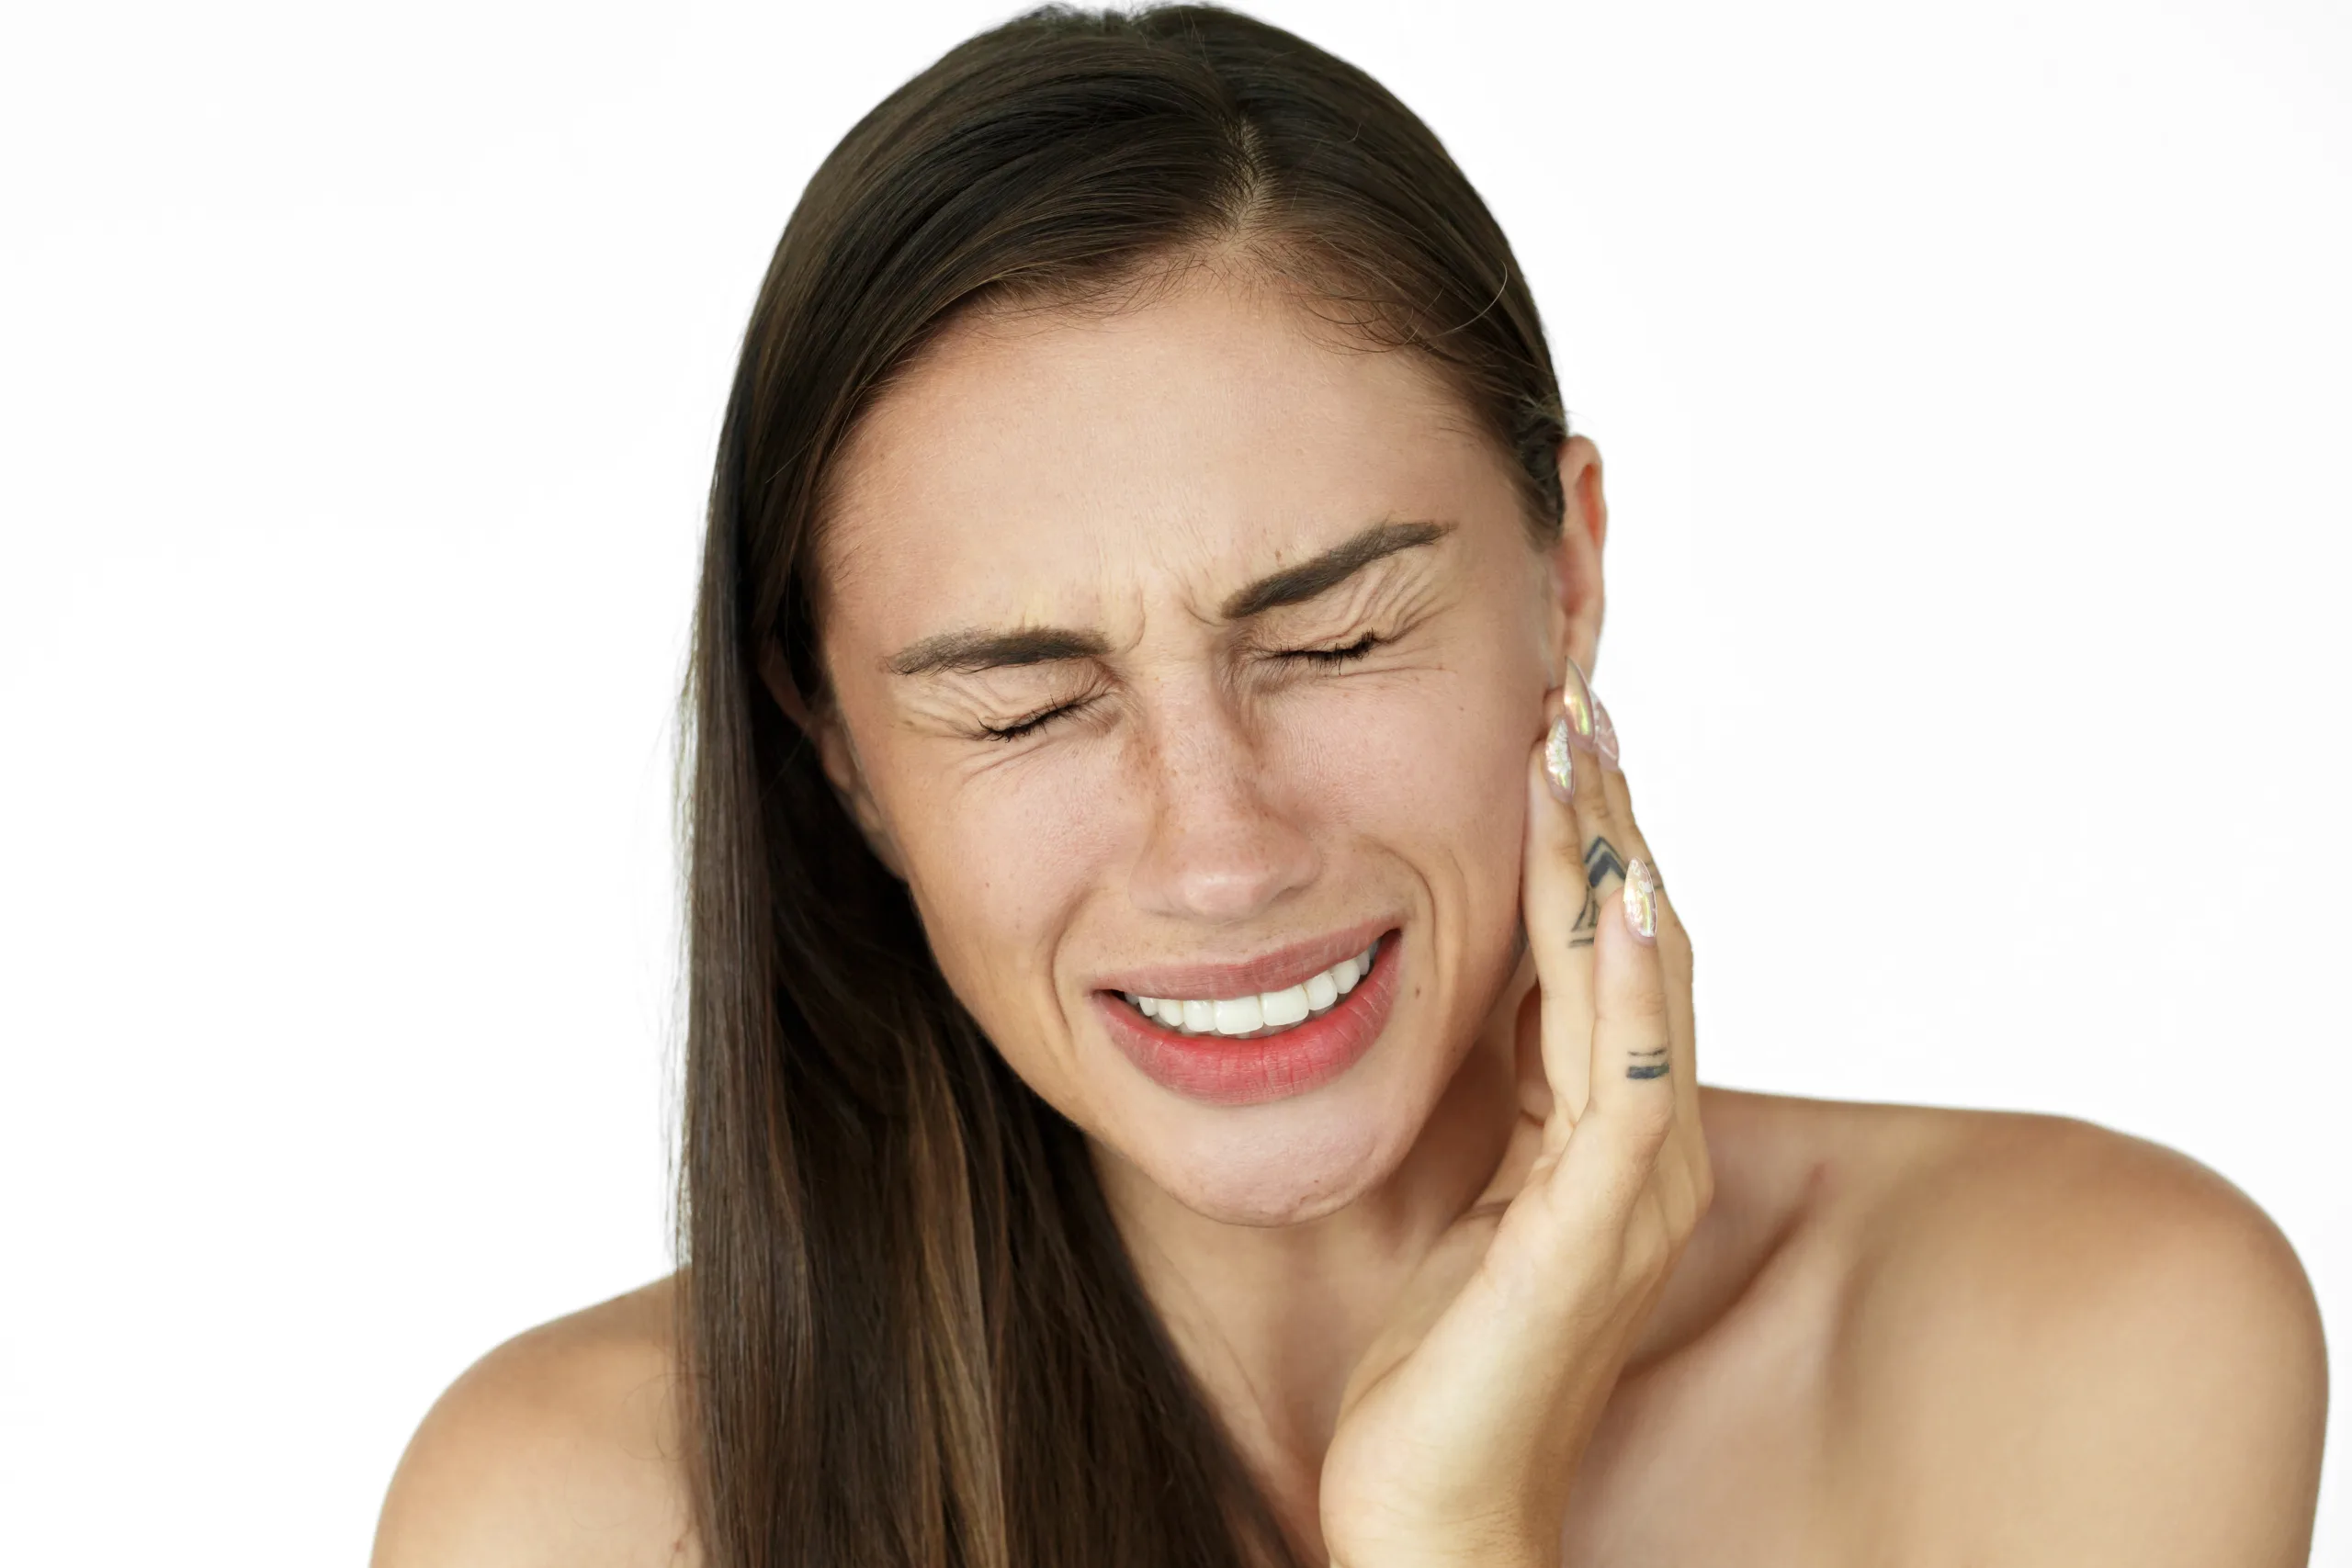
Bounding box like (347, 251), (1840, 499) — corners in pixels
(1091, 915), (1397, 1001)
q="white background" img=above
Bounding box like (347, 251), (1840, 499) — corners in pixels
(3, 0), (2346, 1561)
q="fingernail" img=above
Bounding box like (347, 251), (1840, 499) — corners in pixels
(1544, 714), (1577, 803)
(1592, 697), (1621, 770)
(1560, 657), (1599, 745)
(1623, 857), (1661, 942)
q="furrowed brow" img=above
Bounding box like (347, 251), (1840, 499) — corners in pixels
(885, 518), (1453, 676)
(886, 625), (1110, 678)
(1220, 519), (1455, 621)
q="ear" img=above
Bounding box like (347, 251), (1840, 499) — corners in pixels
(758, 637), (910, 879)
(1541, 434), (1610, 677)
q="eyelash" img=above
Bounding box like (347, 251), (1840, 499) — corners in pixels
(1287, 631), (1385, 665)
(975, 635), (1388, 742)
(980, 703), (1089, 743)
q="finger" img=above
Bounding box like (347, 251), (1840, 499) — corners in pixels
(1555, 657), (1670, 1128)
(1561, 662), (1631, 959)
(1555, 850), (1676, 1226)
(1591, 728), (1693, 1063)
(1537, 658), (1626, 1138)
(1589, 709), (1706, 1209)
(1521, 719), (1595, 1134)
(1592, 714), (1685, 1018)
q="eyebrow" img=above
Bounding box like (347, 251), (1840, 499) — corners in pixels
(884, 518), (1456, 678)
(1218, 517), (1453, 619)
(886, 625), (1111, 678)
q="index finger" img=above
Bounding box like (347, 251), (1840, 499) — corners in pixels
(1592, 703), (1710, 1213)
(1521, 659), (1632, 1135)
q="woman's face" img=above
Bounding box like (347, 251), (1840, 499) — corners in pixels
(814, 272), (1590, 1226)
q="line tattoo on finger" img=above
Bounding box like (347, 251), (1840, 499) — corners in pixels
(1626, 1045), (1671, 1080)
(1569, 887), (1598, 947)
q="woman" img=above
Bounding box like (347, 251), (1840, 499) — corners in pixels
(372, 6), (2326, 1564)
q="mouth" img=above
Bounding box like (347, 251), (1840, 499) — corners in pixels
(1115, 938), (1380, 1041)
(1092, 924), (1403, 1108)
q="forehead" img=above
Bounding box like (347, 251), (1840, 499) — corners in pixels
(818, 275), (1515, 649)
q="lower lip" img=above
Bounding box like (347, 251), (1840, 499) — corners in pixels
(1094, 934), (1402, 1108)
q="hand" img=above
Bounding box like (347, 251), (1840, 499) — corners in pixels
(1318, 661), (1713, 1568)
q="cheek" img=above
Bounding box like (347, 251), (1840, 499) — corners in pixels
(889, 747), (1134, 1019)
(893, 750), (1154, 1133)
(1279, 666), (1532, 897)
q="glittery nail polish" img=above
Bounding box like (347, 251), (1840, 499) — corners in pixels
(1560, 657), (1599, 745)
(1592, 697), (1620, 770)
(1544, 714), (1576, 803)
(1623, 857), (1660, 942)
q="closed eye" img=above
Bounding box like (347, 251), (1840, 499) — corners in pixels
(978, 636), (1381, 739)
(978, 697), (1092, 742)
(1284, 632), (1385, 665)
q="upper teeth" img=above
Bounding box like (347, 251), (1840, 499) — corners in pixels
(1123, 941), (1379, 1038)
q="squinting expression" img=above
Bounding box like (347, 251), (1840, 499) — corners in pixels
(816, 272), (1570, 1225)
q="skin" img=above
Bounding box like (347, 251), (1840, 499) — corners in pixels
(373, 268), (2328, 1567)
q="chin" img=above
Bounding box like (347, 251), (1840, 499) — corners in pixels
(1114, 1050), (1447, 1227)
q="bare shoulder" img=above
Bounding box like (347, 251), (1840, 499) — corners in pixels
(371, 1274), (697, 1568)
(1818, 1102), (2328, 1566)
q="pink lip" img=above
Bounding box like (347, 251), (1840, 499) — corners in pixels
(1091, 915), (1396, 1001)
(1093, 928), (1402, 1108)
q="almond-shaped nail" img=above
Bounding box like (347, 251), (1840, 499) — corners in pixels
(1592, 697), (1620, 770)
(1623, 856), (1661, 942)
(1561, 657), (1599, 745)
(1544, 714), (1577, 803)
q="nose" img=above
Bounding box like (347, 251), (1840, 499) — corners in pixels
(1126, 690), (1320, 925)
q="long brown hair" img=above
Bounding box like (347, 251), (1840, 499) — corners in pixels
(676, 6), (1568, 1563)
